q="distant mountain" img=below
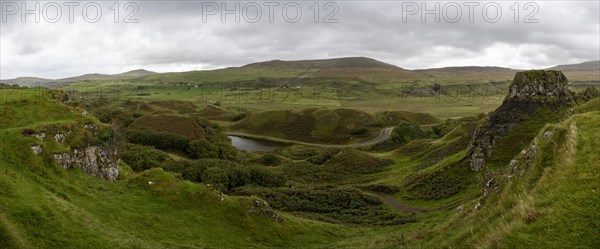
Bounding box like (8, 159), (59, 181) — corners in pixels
(547, 61), (600, 82)
(143, 57), (424, 84)
(415, 66), (520, 83)
(3, 59), (598, 87)
(1, 69), (156, 86)
(242, 57), (400, 69)
(0, 77), (52, 86)
(547, 61), (600, 71)
(245, 57), (423, 81)
(58, 69), (156, 82)
(116, 69), (156, 77)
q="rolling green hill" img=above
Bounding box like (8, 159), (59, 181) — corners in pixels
(548, 61), (600, 82)
(414, 66), (519, 83)
(0, 89), (343, 248)
(0, 70), (156, 86)
(1, 68), (599, 248)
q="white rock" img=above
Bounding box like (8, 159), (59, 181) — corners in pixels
(30, 145), (43, 155)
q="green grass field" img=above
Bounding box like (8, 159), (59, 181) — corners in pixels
(1, 76), (598, 248)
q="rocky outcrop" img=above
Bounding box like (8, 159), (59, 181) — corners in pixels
(507, 70), (572, 100)
(467, 70), (573, 172)
(54, 146), (119, 182)
(248, 199), (284, 222)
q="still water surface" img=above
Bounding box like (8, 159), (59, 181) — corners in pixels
(228, 136), (290, 152)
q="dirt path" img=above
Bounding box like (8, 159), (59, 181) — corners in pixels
(226, 127), (395, 148)
(372, 193), (481, 213)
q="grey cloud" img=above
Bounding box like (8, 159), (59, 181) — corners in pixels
(1, 1), (598, 79)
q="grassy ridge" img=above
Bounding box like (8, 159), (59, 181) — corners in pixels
(0, 90), (346, 248)
(231, 108), (381, 143)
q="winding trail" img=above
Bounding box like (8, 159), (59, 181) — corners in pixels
(225, 127), (395, 148)
(371, 192), (482, 213)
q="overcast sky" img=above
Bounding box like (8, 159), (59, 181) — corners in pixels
(1, 1), (599, 79)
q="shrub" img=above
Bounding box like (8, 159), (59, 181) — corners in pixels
(187, 140), (238, 160)
(204, 164), (285, 191)
(162, 160), (208, 182)
(163, 159), (285, 192)
(259, 153), (283, 166)
(120, 144), (170, 172)
(404, 165), (471, 200)
(96, 109), (136, 127)
(232, 186), (415, 225)
(187, 140), (218, 159)
(359, 184), (401, 194)
(306, 148), (339, 165)
(390, 121), (425, 145)
(126, 128), (190, 152)
(349, 127), (368, 136)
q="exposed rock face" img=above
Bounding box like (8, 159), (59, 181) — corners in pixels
(507, 70), (572, 100)
(467, 70), (573, 172)
(54, 146), (119, 182)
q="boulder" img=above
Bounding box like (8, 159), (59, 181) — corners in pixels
(54, 146), (119, 182)
(30, 145), (43, 155)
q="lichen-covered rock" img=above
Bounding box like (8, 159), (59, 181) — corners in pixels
(54, 146), (119, 182)
(54, 133), (67, 143)
(248, 199), (284, 222)
(507, 70), (572, 101)
(543, 131), (554, 140)
(31, 145), (43, 155)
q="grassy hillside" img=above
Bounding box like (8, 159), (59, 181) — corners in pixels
(1, 83), (598, 248)
(230, 108), (385, 143)
(423, 111), (599, 248)
(0, 89), (348, 248)
(415, 66), (519, 83)
(548, 61), (600, 82)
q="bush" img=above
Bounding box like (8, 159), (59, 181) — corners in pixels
(390, 121), (425, 145)
(120, 144), (170, 172)
(259, 153), (284, 166)
(162, 160), (209, 182)
(359, 184), (401, 194)
(306, 149), (339, 165)
(232, 186), (415, 225)
(96, 109), (136, 127)
(404, 165), (471, 200)
(279, 145), (320, 160)
(126, 128), (190, 152)
(187, 140), (218, 159)
(162, 159), (285, 192)
(187, 140), (238, 160)
(349, 127), (368, 136)
(204, 164), (285, 192)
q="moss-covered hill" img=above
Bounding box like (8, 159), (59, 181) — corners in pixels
(0, 89), (343, 248)
(230, 108), (439, 144)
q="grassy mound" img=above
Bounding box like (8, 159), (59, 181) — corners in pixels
(129, 114), (206, 140)
(0, 90), (343, 248)
(376, 110), (441, 125)
(324, 149), (392, 174)
(231, 108), (381, 143)
(282, 149), (391, 184)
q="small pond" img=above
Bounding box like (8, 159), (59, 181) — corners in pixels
(228, 136), (290, 152)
